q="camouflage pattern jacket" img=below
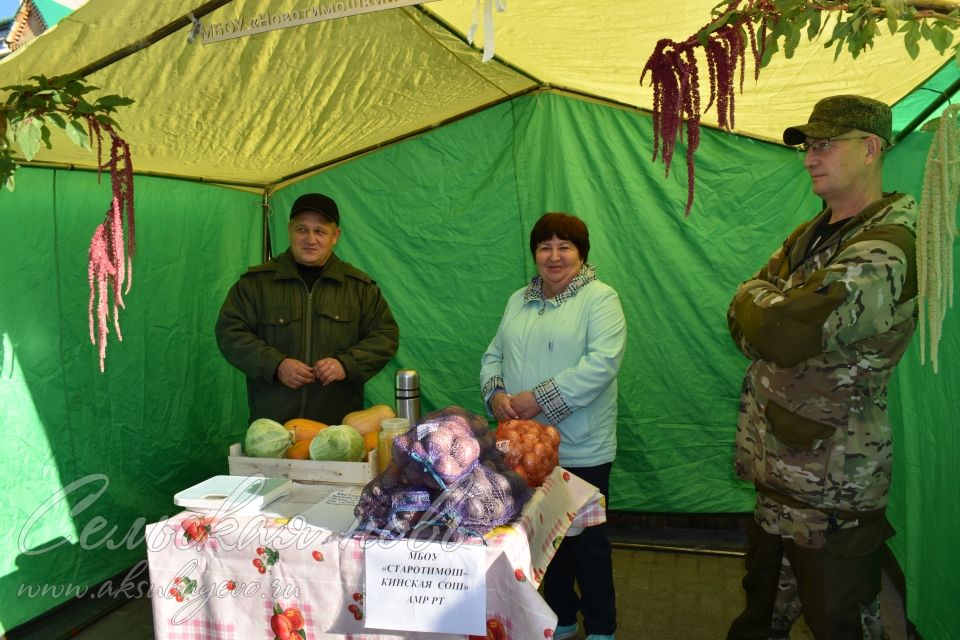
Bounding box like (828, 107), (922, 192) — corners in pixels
(728, 192), (918, 516)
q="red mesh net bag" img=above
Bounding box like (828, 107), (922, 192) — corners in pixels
(495, 419), (561, 487)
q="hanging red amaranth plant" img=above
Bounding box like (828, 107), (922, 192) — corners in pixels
(2, 74), (136, 371)
(86, 118), (135, 372)
(641, 0), (770, 215)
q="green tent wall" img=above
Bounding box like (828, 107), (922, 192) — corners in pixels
(2, 90), (958, 636)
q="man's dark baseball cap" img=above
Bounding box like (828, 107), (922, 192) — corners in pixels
(290, 193), (340, 226)
(783, 95), (892, 146)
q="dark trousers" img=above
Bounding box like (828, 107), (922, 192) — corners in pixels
(727, 516), (889, 640)
(542, 463), (617, 636)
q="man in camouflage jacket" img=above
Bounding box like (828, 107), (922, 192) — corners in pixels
(726, 96), (918, 639)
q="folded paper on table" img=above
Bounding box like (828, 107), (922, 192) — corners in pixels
(299, 487), (364, 532)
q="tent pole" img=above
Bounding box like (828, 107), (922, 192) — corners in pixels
(61, 0), (235, 80)
(262, 193), (272, 263)
(896, 75), (960, 142)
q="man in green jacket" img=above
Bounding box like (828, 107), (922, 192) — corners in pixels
(216, 193), (399, 426)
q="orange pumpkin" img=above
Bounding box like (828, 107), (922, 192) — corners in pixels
(283, 418), (328, 443)
(285, 439), (312, 460)
(362, 427), (380, 452)
(343, 405), (394, 452)
(342, 404), (395, 436)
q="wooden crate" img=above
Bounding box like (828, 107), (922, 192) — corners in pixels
(228, 443), (377, 485)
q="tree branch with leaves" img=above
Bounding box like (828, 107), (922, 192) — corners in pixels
(641, 0), (960, 215)
(1, 74), (136, 371)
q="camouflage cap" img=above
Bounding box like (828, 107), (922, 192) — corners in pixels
(783, 95), (892, 146)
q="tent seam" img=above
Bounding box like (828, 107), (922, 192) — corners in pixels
(51, 168), (80, 488)
(407, 5), (543, 95)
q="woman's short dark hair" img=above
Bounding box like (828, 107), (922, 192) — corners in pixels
(529, 212), (590, 262)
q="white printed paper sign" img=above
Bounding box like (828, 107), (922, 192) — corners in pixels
(363, 540), (486, 635)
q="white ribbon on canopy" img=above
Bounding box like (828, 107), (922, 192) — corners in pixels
(468, 0), (507, 62)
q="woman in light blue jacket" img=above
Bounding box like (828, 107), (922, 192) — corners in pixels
(480, 212), (626, 640)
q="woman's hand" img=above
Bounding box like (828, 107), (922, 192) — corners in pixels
(490, 391), (519, 421)
(510, 391), (542, 419)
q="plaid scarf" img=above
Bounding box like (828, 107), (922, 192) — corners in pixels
(523, 263), (596, 304)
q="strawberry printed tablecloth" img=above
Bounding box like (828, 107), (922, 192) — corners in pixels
(146, 467), (602, 639)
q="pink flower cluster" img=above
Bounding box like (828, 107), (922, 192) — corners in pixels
(86, 119), (135, 372)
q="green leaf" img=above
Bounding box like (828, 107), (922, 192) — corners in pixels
(806, 10), (822, 41)
(920, 20), (932, 40)
(760, 35), (779, 67)
(697, 11), (735, 46)
(779, 0), (804, 15)
(887, 17), (898, 36)
(783, 23), (801, 59)
(64, 80), (97, 97)
(65, 119), (90, 149)
(5, 112), (25, 128)
(904, 34), (921, 59)
(25, 94), (50, 108)
(14, 118), (42, 161)
(0, 152), (17, 191)
(28, 74), (51, 88)
(39, 124), (52, 150)
(95, 94), (136, 109)
(930, 25), (954, 55)
(46, 111), (67, 129)
(94, 114), (120, 129)
(906, 20), (920, 40)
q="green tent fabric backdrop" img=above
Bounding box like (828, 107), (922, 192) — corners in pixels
(1, 92), (957, 635)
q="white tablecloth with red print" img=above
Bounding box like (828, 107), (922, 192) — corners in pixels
(146, 467), (603, 640)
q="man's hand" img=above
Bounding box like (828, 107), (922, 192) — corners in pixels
(277, 358), (316, 389)
(313, 357), (346, 386)
(510, 391), (542, 419)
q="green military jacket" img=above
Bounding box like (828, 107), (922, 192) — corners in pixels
(728, 192), (918, 516)
(216, 250), (399, 426)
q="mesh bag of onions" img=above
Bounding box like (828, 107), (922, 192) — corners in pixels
(352, 461), (434, 536)
(494, 419), (561, 487)
(392, 406), (495, 490)
(353, 406), (532, 539)
(423, 461), (532, 538)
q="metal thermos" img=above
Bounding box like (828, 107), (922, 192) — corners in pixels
(395, 369), (421, 425)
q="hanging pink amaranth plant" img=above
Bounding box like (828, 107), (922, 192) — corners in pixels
(86, 118), (135, 372)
